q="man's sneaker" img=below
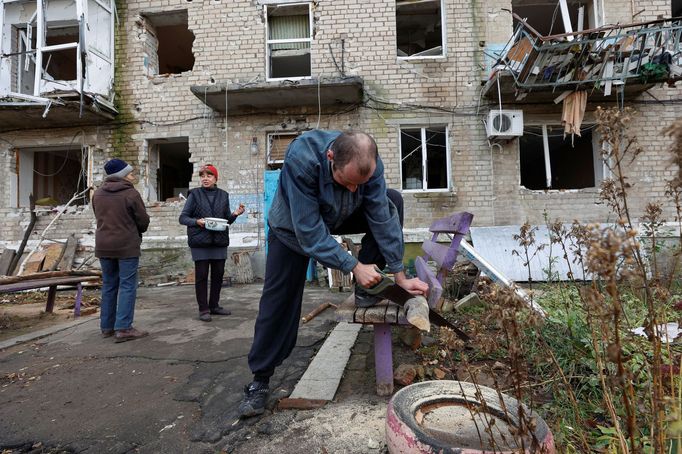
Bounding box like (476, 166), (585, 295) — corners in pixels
(355, 284), (382, 308)
(238, 381), (269, 418)
(101, 329), (114, 338)
(210, 307), (231, 316)
(199, 312), (212, 322)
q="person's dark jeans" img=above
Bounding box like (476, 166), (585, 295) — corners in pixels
(194, 259), (226, 313)
(99, 257), (140, 331)
(247, 189), (404, 381)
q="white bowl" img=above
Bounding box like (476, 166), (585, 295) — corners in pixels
(204, 217), (228, 231)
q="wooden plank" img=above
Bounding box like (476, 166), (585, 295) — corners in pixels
(21, 251), (46, 274)
(57, 234), (77, 271)
(363, 304), (389, 324)
(0, 275), (101, 293)
(45, 286), (57, 313)
(384, 305), (400, 324)
(373, 323), (394, 396)
(422, 240), (451, 271)
(0, 249), (16, 276)
(429, 212), (474, 234)
(415, 256), (443, 310)
(43, 242), (65, 272)
(0, 270), (100, 286)
(353, 307), (367, 323)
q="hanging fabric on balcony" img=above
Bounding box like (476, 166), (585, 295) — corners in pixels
(561, 90), (587, 139)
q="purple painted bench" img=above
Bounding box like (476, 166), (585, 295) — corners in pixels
(336, 212), (473, 395)
(0, 275), (101, 316)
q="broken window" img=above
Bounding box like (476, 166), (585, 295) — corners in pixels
(1, 0), (115, 99)
(396, 0), (444, 58)
(512, 0), (601, 36)
(143, 10), (195, 75)
(147, 139), (192, 202)
(16, 147), (89, 207)
(520, 125), (603, 190)
(265, 3), (312, 79)
(267, 132), (301, 170)
(400, 126), (450, 191)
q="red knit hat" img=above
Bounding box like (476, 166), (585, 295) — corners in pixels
(199, 164), (218, 180)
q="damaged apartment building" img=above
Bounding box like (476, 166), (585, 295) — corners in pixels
(0, 0), (680, 280)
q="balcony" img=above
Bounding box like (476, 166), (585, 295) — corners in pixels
(0, 0), (117, 132)
(482, 15), (682, 103)
(190, 76), (364, 115)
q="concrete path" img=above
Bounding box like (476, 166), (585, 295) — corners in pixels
(0, 283), (349, 453)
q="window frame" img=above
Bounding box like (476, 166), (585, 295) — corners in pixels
(395, 0), (447, 61)
(14, 145), (91, 208)
(519, 123), (608, 191)
(264, 2), (313, 81)
(398, 125), (451, 193)
(266, 131), (301, 169)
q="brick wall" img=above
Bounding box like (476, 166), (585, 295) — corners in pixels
(0, 0), (679, 278)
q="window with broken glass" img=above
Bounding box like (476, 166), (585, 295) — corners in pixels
(15, 146), (90, 208)
(519, 124), (606, 190)
(400, 126), (450, 191)
(147, 138), (192, 202)
(142, 10), (195, 75)
(511, 0), (602, 36)
(396, 0), (444, 58)
(267, 132), (301, 170)
(0, 0), (115, 99)
(265, 3), (312, 80)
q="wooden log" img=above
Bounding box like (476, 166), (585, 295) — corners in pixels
(301, 302), (333, 323)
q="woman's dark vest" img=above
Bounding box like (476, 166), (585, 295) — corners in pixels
(186, 187), (231, 248)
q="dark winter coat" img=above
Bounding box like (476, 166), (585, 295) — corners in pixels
(179, 186), (237, 248)
(92, 177), (150, 258)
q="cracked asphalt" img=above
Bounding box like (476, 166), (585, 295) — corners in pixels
(0, 283), (350, 453)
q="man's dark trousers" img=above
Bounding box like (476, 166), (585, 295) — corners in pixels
(247, 189), (404, 382)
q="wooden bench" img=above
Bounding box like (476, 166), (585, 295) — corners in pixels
(0, 274), (101, 316)
(336, 212), (474, 395)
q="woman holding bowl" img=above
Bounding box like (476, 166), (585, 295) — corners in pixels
(179, 164), (245, 321)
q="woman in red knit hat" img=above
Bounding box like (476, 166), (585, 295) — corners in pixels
(179, 164), (245, 321)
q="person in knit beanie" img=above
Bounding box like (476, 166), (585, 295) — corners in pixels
(92, 158), (150, 342)
(179, 163), (245, 321)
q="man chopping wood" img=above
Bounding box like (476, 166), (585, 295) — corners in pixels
(238, 130), (428, 418)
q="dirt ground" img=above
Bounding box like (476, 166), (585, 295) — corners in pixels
(0, 289), (100, 342)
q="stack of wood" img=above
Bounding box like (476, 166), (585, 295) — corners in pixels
(0, 234), (79, 277)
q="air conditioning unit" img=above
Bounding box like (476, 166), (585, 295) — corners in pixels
(486, 109), (524, 139)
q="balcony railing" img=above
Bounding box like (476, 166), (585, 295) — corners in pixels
(485, 14), (682, 100)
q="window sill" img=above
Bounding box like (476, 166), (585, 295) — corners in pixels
(519, 186), (599, 195)
(266, 75), (313, 82)
(404, 189), (456, 199)
(397, 55), (447, 62)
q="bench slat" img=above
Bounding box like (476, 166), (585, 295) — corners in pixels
(0, 275), (101, 293)
(363, 304), (389, 323)
(428, 212), (473, 234)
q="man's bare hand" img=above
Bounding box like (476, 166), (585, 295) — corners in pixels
(352, 262), (382, 288)
(394, 272), (429, 296)
(197, 218), (206, 228)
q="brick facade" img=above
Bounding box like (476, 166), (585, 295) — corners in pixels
(0, 0), (679, 278)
